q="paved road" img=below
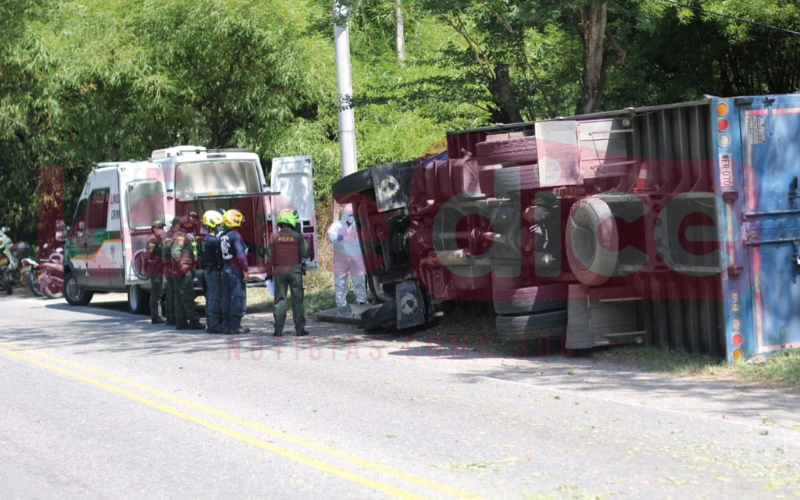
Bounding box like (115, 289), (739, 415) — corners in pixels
(2, 292), (800, 498)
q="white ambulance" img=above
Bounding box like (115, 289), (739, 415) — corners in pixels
(62, 146), (318, 314)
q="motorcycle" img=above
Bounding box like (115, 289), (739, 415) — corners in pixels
(22, 244), (64, 298)
(0, 227), (32, 296)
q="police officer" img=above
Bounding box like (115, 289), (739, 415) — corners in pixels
(162, 217), (181, 326)
(219, 209), (250, 335)
(171, 216), (204, 330)
(267, 208), (309, 337)
(146, 219), (167, 324)
(201, 210), (225, 334)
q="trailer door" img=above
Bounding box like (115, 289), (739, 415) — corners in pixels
(270, 156), (319, 268)
(738, 95), (800, 355)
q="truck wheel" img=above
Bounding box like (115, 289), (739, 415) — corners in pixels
(361, 302), (397, 333)
(566, 197), (618, 286)
(64, 273), (93, 306)
(332, 169), (374, 204)
(493, 284), (568, 315)
(479, 165), (539, 197)
(476, 136), (538, 166)
(127, 285), (150, 315)
(495, 310), (567, 342)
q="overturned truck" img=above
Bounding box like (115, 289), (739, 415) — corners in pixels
(333, 94), (800, 361)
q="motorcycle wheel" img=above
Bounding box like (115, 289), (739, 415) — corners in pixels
(28, 270), (45, 297)
(43, 279), (63, 299)
(1, 272), (11, 295)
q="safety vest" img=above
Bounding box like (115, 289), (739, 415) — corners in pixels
(271, 229), (301, 271)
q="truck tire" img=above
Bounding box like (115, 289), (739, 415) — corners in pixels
(495, 310), (567, 342)
(332, 169), (374, 204)
(479, 165), (539, 197)
(493, 283), (568, 315)
(361, 302), (397, 333)
(127, 284), (150, 315)
(476, 137), (538, 166)
(64, 273), (93, 306)
(566, 197), (618, 286)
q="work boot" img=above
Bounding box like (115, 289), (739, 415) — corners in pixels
(206, 326), (225, 334)
(272, 332), (283, 337)
(229, 327), (251, 335)
(296, 330), (309, 337)
(165, 320), (176, 326)
(188, 322), (205, 330)
(151, 316), (165, 325)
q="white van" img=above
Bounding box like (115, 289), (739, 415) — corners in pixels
(63, 146), (318, 314)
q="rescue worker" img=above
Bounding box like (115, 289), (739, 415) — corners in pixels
(146, 219), (167, 324)
(327, 204), (368, 307)
(162, 217), (181, 326)
(201, 210), (225, 333)
(266, 208), (309, 337)
(219, 209), (250, 335)
(171, 216), (204, 330)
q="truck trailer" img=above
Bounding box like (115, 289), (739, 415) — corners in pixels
(332, 94), (800, 361)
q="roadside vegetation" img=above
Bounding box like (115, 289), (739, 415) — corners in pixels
(2, 0), (800, 246)
(595, 346), (800, 390)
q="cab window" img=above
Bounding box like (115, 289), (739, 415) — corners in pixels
(88, 189), (110, 231)
(70, 199), (88, 237)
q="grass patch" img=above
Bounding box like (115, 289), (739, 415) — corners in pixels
(596, 346), (800, 389)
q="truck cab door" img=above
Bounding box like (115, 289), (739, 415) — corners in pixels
(270, 156), (319, 269)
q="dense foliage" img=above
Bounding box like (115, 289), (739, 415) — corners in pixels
(1, 0), (798, 245)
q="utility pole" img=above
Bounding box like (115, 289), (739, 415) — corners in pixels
(334, 1), (357, 178)
(396, 0), (405, 64)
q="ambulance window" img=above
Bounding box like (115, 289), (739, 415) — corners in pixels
(70, 199), (88, 237)
(127, 181), (164, 229)
(88, 189), (110, 231)
(175, 161), (260, 198)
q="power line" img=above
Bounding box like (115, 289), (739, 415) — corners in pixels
(656, 0), (800, 36)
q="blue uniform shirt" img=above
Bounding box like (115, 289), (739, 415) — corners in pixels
(220, 229), (248, 273)
(201, 233), (221, 270)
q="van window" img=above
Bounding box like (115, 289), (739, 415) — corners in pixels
(70, 199), (88, 237)
(127, 181), (164, 229)
(88, 189), (110, 231)
(174, 161), (260, 198)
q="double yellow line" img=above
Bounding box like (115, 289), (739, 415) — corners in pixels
(0, 341), (474, 499)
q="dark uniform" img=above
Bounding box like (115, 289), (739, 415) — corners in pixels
(146, 221), (166, 324)
(202, 229), (223, 333)
(267, 226), (309, 337)
(162, 219), (181, 326)
(171, 219), (203, 330)
(220, 228), (249, 334)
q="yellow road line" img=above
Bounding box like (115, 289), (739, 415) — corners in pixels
(0, 345), (422, 499)
(0, 341), (476, 498)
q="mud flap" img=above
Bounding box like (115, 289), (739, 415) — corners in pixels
(316, 304), (376, 325)
(372, 161), (415, 213)
(396, 280), (426, 329)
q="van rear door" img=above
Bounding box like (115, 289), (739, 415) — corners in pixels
(271, 156), (319, 268)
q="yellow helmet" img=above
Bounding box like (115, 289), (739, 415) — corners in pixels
(202, 210), (224, 228)
(222, 209), (244, 228)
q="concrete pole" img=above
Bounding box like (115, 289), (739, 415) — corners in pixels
(334, 1), (357, 178)
(396, 0), (405, 64)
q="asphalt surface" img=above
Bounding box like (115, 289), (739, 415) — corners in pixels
(2, 290), (800, 498)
